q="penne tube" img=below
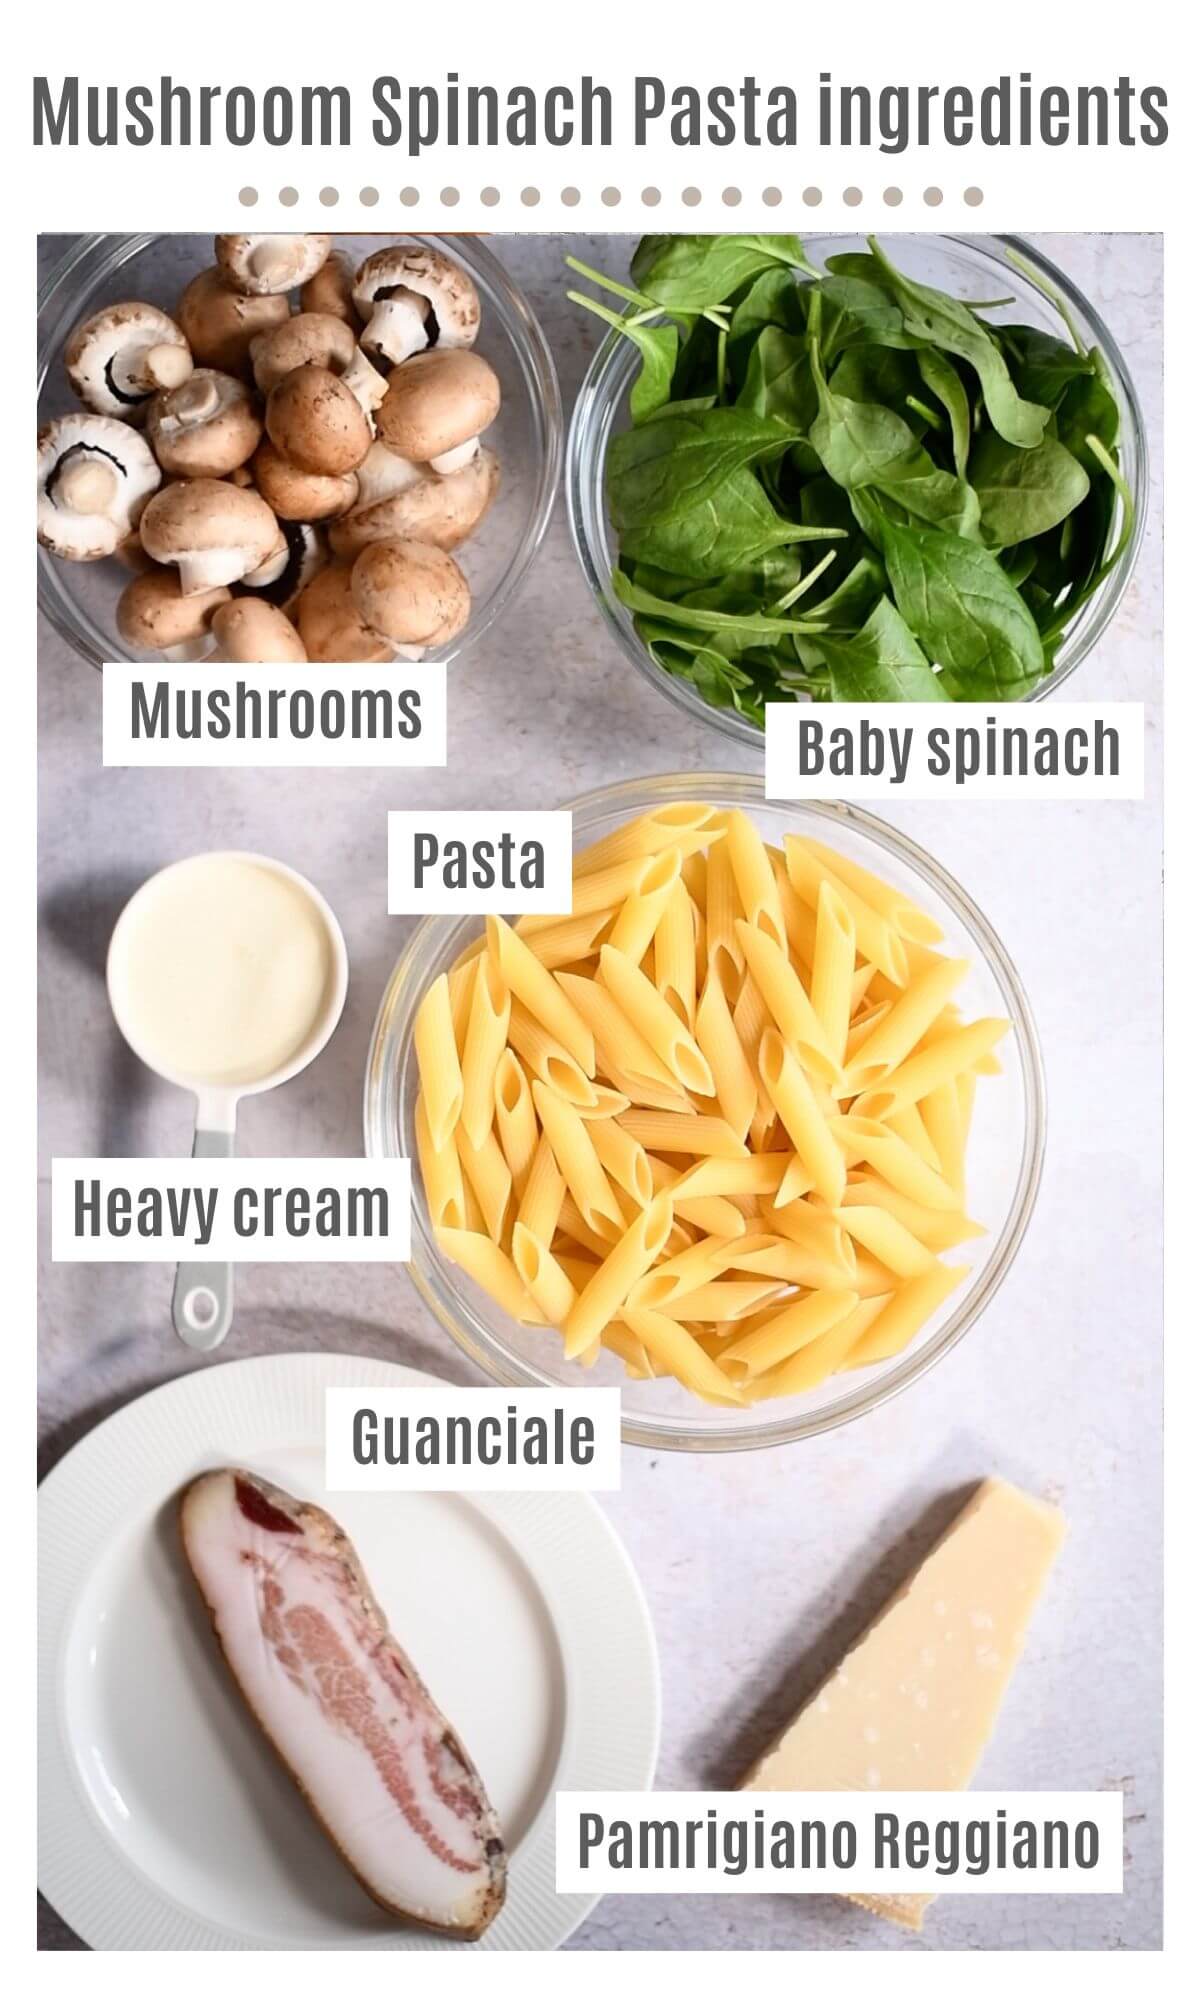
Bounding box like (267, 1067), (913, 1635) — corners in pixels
(413, 973), (464, 1152)
(448, 958), (477, 1055)
(493, 1051), (538, 1196)
(764, 1198), (857, 1273)
(654, 878), (698, 1028)
(849, 961), (878, 1013)
(841, 1263), (968, 1367)
(743, 1296), (889, 1400)
(775, 1151), (819, 1208)
(557, 970), (681, 1093)
(590, 1116), (654, 1206)
(783, 835), (908, 986)
(769, 848), (818, 968)
(727, 1239), (859, 1291)
(797, 838), (945, 945)
(855, 1018), (1010, 1121)
(833, 1203), (935, 1279)
(459, 954), (511, 1150)
(650, 1278), (789, 1322)
(841, 1174), (985, 1251)
(572, 1084), (632, 1120)
(725, 809), (788, 953)
(563, 1191), (675, 1356)
(517, 851), (659, 935)
(573, 803), (724, 878)
(721, 1288), (860, 1381)
(844, 1001), (891, 1062)
(533, 1079), (626, 1240)
(675, 1194), (747, 1238)
(885, 1100), (945, 1175)
(704, 837), (745, 997)
(621, 1305), (746, 1403)
(555, 1194), (621, 1259)
(841, 955), (972, 1090)
(515, 1132), (565, 1247)
(602, 1321), (656, 1380)
(511, 1223), (578, 1326)
(453, 1122), (513, 1245)
(694, 969), (758, 1140)
(671, 1153), (792, 1201)
(810, 879), (856, 1066)
(487, 914), (595, 1074)
(521, 909), (612, 970)
(598, 945), (715, 1097)
(618, 1110), (748, 1159)
(735, 919), (838, 1085)
(834, 1115), (959, 1212)
(435, 1227), (544, 1324)
(920, 1080), (967, 1195)
(506, 999), (599, 1105)
(415, 1092), (467, 1233)
(608, 847), (682, 964)
(759, 1029), (846, 1208)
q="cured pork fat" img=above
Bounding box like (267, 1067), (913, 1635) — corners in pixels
(179, 1468), (507, 1937)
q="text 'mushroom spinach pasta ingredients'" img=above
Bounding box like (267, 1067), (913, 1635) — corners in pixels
(569, 235), (1133, 716)
(412, 803), (1008, 1407)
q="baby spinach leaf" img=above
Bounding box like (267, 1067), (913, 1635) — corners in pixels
(816, 598), (951, 703)
(866, 237), (1050, 449)
(815, 275), (918, 358)
(631, 234), (816, 309)
(917, 349), (972, 479)
(997, 325), (1094, 410)
(619, 465), (842, 579)
(737, 326), (819, 431)
(877, 517), (1046, 698)
(614, 569), (826, 642)
(969, 431), (1091, 548)
(1054, 363), (1119, 462)
(567, 290), (679, 425)
(606, 409), (799, 530)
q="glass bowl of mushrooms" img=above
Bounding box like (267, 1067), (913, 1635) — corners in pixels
(37, 233), (562, 668)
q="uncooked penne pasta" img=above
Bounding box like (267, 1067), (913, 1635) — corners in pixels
(414, 973), (464, 1152)
(413, 804), (1006, 1405)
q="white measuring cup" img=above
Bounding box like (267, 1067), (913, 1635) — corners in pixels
(105, 852), (349, 1353)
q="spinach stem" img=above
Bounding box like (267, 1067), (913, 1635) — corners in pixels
(564, 255), (655, 312)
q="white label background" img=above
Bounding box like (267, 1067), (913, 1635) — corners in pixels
(325, 1386), (622, 1490)
(387, 809), (574, 913)
(102, 663), (448, 768)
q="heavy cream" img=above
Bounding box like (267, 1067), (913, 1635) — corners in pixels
(108, 853), (335, 1089)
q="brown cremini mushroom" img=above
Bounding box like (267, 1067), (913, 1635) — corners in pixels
(37, 413), (162, 561)
(209, 598), (308, 663)
(215, 233), (332, 297)
(294, 562), (392, 663)
(331, 448), (499, 557)
(115, 566), (230, 658)
(351, 538), (471, 653)
(377, 349), (501, 475)
(65, 302), (193, 420)
(300, 249), (356, 326)
(147, 370), (262, 478)
(266, 365), (371, 476)
(177, 268), (289, 378)
(250, 313), (357, 395)
(139, 477), (280, 595)
(352, 245), (481, 366)
(250, 438), (358, 522)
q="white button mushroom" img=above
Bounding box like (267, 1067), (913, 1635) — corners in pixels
(294, 563), (393, 664)
(115, 565), (231, 659)
(250, 439), (358, 523)
(147, 370), (263, 478)
(330, 448), (499, 558)
(176, 268), (290, 378)
(37, 413), (162, 561)
(64, 302), (193, 421)
(215, 233), (333, 297)
(352, 245), (481, 367)
(377, 348), (501, 476)
(350, 538), (472, 655)
(209, 598), (308, 664)
(266, 364), (372, 477)
(139, 478), (281, 595)
(241, 520), (328, 614)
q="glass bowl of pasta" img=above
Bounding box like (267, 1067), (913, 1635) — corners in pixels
(364, 774), (1045, 1450)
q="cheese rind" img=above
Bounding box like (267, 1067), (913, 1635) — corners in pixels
(741, 1477), (1066, 1931)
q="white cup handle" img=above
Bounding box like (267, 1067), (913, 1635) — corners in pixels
(172, 1127), (235, 1351)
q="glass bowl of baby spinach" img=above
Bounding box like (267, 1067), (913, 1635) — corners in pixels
(566, 234), (1147, 741)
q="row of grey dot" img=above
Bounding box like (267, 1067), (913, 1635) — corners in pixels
(244, 184), (984, 209)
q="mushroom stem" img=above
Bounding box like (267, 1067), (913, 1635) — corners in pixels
(176, 546), (253, 595)
(162, 373), (222, 425)
(57, 456), (121, 514)
(391, 642), (427, 662)
(363, 290), (431, 366)
(429, 437), (480, 476)
(161, 635), (216, 663)
(142, 342), (194, 392)
(341, 346), (390, 422)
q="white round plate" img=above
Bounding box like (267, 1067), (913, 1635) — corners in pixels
(39, 1352), (660, 1951)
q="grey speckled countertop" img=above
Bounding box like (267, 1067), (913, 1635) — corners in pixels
(38, 232), (1163, 1951)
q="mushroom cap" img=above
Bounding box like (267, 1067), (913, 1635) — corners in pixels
(295, 562), (392, 664)
(139, 477), (280, 587)
(300, 249), (357, 326)
(331, 448), (499, 557)
(177, 268), (289, 377)
(250, 313), (358, 396)
(210, 598), (308, 664)
(266, 364), (371, 476)
(116, 566), (231, 649)
(37, 413), (162, 561)
(147, 370), (263, 477)
(377, 349), (501, 464)
(216, 233), (333, 297)
(351, 538), (471, 648)
(352, 245), (481, 348)
(64, 301), (192, 420)
(250, 438), (358, 522)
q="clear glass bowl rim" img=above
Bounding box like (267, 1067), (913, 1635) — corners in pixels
(37, 231), (563, 672)
(566, 231), (1149, 747)
(364, 772), (1047, 1451)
